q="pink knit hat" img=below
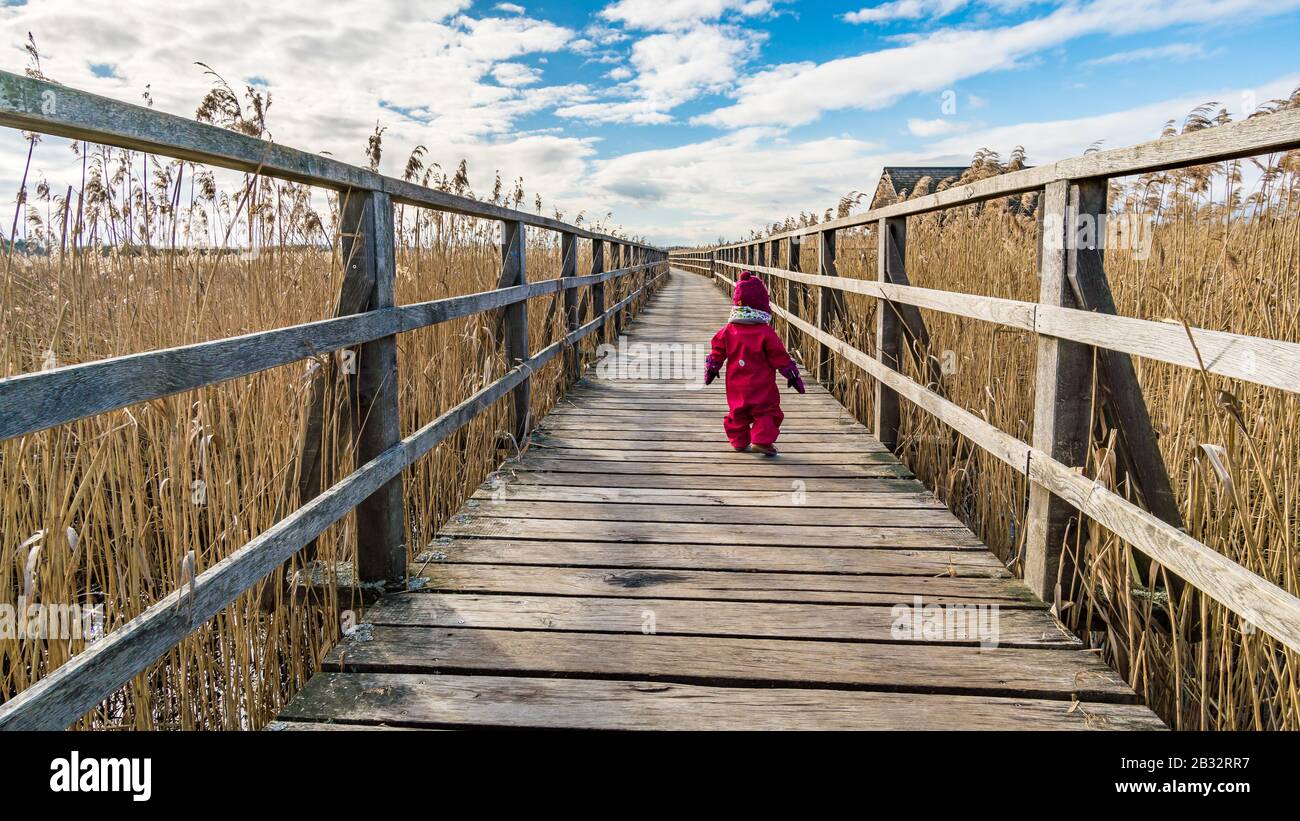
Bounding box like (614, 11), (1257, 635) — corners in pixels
(733, 271), (771, 313)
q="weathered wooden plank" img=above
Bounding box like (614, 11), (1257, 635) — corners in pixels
(366, 593), (1074, 646)
(535, 428), (877, 442)
(321, 626), (1134, 701)
(265, 720), (420, 731)
(561, 231), (580, 381)
(493, 470), (923, 492)
(722, 259), (1037, 329)
(417, 538), (1005, 576)
(345, 189), (406, 585)
(1063, 180), (1189, 612)
(1025, 180), (1093, 604)
(527, 447), (896, 465)
(504, 456), (913, 478)
(0, 272), (661, 443)
(440, 515), (981, 548)
(413, 563), (1039, 605)
(563, 391), (845, 407)
(876, 217), (904, 449)
(473, 484), (945, 509)
(815, 229), (840, 384)
(723, 259), (1300, 395)
(501, 220), (531, 445)
(281, 673), (1164, 730)
(453, 499), (962, 528)
(590, 239), (607, 345)
(0, 309), (396, 442)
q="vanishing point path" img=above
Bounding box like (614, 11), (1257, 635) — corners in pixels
(274, 270), (1165, 730)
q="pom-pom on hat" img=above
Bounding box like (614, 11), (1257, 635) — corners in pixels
(732, 270), (771, 313)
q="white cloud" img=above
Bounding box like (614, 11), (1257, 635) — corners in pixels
(495, 2), (526, 13)
(1083, 42), (1206, 67)
(844, 0), (968, 24)
(700, 0), (1300, 129)
(493, 62), (543, 86)
(600, 0), (775, 31)
(559, 23), (765, 124)
(907, 117), (963, 136)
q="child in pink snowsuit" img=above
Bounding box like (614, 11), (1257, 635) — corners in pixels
(704, 271), (805, 455)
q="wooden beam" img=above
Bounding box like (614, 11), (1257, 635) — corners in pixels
(501, 220), (531, 446)
(719, 258), (1300, 395)
(1024, 180), (1094, 605)
(875, 217), (905, 450)
(785, 235), (802, 355)
(561, 231), (580, 382)
(612, 243), (626, 340)
(815, 229), (840, 385)
(342, 190), (406, 585)
(1062, 180), (1192, 622)
(591, 239), (606, 345)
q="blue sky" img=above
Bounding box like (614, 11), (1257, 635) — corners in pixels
(1, 0), (1299, 245)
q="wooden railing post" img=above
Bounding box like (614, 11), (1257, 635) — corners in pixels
(757, 240), (767, 269)
(612, 242), (626, 340)
(501, 219), (531, 446)
(709, 248), (717, 282)
(1025, 179), (1095, 604)
(875, 217), (906, 451)
(591, 239), (607, 345)
(343, 188), (406, 585)
(816, 228), (839, 385)
(561, 230), (579, 382)
(786, 235), (802, 353)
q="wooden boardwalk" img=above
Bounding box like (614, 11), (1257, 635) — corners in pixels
(274, 270), (1164, 730)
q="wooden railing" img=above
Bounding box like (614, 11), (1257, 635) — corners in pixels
(0, 71), (667, 730)
(671, 107), (1300, 656)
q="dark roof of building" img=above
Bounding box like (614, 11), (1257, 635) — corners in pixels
(879, 166), (968, 197)
(871, 165), (1033, 214)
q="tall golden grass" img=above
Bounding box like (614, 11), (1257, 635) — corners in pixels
(0, 79), (644, 728)
(749, 96), (1300, 730)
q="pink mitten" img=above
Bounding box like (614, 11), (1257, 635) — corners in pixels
(704, 354), (722, 386)
(779, 362), (805, 394)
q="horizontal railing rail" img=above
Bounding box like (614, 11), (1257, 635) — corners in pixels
(716, 260), (1300, 395)
(671, 109), (1300, 656)
(0, 71), (668, 730)
(0, 260), (662, 441)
